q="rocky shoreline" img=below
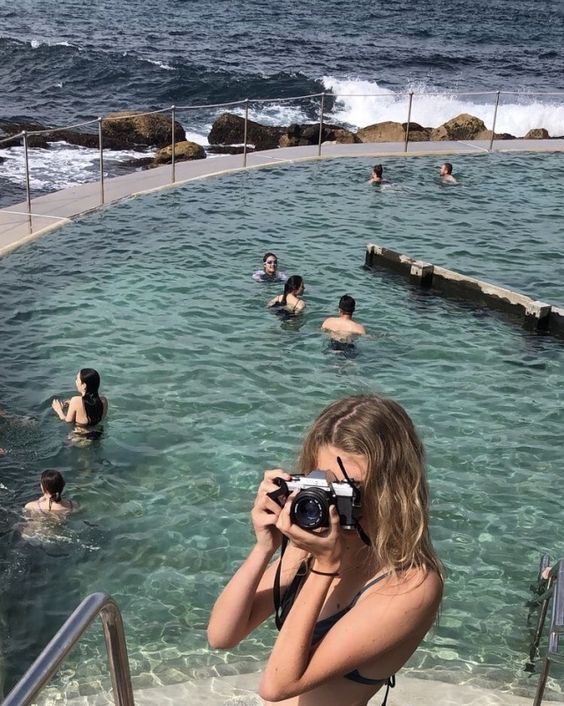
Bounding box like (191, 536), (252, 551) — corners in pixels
(0, 111), (557, 171)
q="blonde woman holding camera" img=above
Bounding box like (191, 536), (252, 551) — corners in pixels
(208, 394), (443, 706)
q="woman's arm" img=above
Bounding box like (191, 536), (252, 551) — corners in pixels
(259, 502), (442, 702)
(208, 470), (295, 649)
(267, 295), (281, 307)
(51, 396), (79, 423)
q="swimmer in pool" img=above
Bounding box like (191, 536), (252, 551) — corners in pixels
(51, 368), (108, 429)
(322, 294), (366, 345)
(439, 162), (457, 184)
(253, 252), (288, 283)
(368, 164), (389, 185)
(24, 469), (77, 517)
(268, 275), (305, 315)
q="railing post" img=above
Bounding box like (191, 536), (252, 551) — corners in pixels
(243, 99), (249, 167)
(171, 105), (176, 183)
(489, 91), (500, 152)
(22, 131), (32, 233)
(100, 602), (136, 706)
(317, 92), (325, 157)
(98, 117), (105, 205)
(404, 92), (413, 153)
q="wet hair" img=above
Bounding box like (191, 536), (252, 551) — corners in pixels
(339, 294), (355, 315)
(281, 275), (304, 305)
(263, 252), (278, 264)
(79, 368), (104, 425)
(41, 469), (65, 510)
(372, 164), (383, 178)
(443, 162), (453, 174)
(297, 394), (444, 582)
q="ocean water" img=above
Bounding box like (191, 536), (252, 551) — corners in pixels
(1, 0), (564, 207)
(0, 155), (563, 701)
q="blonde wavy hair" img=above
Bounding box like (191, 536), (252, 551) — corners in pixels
(297, 394), (444, 582)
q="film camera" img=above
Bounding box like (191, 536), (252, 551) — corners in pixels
(268, 470), (362, 531)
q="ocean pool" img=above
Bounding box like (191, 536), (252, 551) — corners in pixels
(0, 152), (563, 701)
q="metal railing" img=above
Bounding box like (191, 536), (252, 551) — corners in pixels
(529, 555), (564, 706)
(1, 89), (563, 233)
(2, 592), (135, 706)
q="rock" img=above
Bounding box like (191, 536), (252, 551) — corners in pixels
(0, 120), (50, 148)
(331, 128), (360, 144)
(208, 113), (284, 150)
(430, 113), (487, 141)
(279, 123), (360, 147)
(357, 121), (430, 143)
(524, 128), (550, 139)
(102, 111), (186, 148)
(152, 140), (206, 165)
(475, 129), (516, 141)
(118, 157), (155, 170)
(206, 144), (255, 155)
(0, 118), (154, 151)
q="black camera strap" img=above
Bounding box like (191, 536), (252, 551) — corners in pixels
(337, 456), (371, 547)
(273, 536), (287, 630)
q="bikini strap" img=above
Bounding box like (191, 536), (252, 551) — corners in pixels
(350, 571), (392, 606)
(380, 675), (395, 706)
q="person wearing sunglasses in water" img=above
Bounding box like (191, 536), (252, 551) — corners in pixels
(253, 252), (288, 283)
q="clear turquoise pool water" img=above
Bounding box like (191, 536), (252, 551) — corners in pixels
(0, 153), (563, 701)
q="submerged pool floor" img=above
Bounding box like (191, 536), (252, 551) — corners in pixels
(0, 153), (563, 700)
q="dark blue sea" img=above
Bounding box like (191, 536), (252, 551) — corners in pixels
(0, 0), (563, 205)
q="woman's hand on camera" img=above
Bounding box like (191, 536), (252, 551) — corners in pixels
(251, 470), (292, 554)
(276, 493), (342, 573)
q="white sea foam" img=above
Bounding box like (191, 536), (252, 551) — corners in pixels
(322, 76), (564, 137)
(1, 142), (150, 192)
(184, 129), (209, 146)
(145, 58), (175, 71)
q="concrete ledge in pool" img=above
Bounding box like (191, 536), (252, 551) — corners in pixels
(1, 138), (564, 259)
(365, 242), (564, 340)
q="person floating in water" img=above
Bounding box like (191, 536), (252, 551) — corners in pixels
(253, 252), (288, 283)
(24, 469), (77, 517)
(52, 368), (108, 429)
(439, 162), (457, 184)
(268, 275), (305, 315)
(368, 164), (389, 185)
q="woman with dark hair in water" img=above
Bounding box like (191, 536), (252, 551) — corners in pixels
(268, 275), (305, 315)
(24, 469), (77, 516)
(52, 368), (108, 427)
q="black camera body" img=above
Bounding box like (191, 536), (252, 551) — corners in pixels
(268, 470), (362, 531)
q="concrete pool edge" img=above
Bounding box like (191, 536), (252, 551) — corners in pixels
(1, 138), (564, 259)
(36, 670), (564, 705)
(365, 242), (564, 339)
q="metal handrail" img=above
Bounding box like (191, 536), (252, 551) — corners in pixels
(2, 592), (135, 706)
(530, 556), (563, 706)
(4, 87), (564, 235)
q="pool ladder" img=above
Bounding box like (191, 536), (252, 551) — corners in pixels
(1, 592), (135, 706)
(529, 555), (564, 706)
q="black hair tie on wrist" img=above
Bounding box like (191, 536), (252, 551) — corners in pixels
(310, 568), (340, 577)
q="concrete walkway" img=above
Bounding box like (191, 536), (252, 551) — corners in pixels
(1, 138), (564, 258)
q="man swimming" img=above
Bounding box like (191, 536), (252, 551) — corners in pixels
(440, 162), (457, 184)
(252, 252), (288, 282)
(322, 294), (366, 341)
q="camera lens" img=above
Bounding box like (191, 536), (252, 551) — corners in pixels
(290, 488), (330, 530)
